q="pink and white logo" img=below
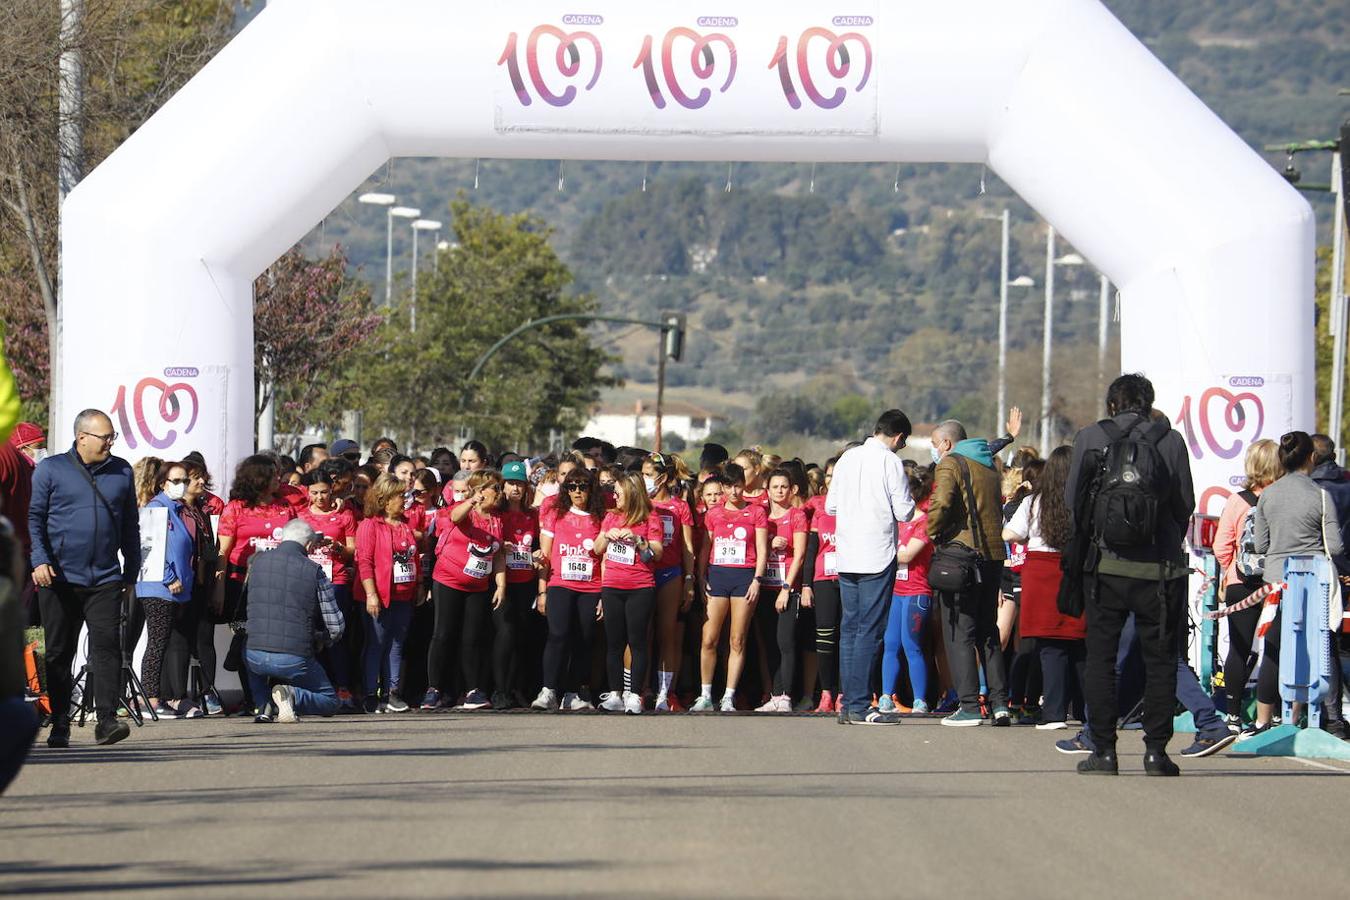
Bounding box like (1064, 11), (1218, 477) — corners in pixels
(635, 27), (737, 110)
(770, 27), (872, 110)
(499, 24), (604, 107)
(110, 375), (200, 452)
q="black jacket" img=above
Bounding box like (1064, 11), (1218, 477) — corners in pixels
(1311, 461), (1350, 552)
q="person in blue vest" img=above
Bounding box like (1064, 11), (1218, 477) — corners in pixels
(244, 518), (344, 723)
(29, 409), (140, 748)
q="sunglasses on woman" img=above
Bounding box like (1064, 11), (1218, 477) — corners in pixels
(564, 482), (590, 492)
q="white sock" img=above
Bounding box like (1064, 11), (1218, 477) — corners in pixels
(701, 683), (713, 699)
(623, 668), (632, 693)
(658, 670), (673, 695)
(723, 688), (736, 702)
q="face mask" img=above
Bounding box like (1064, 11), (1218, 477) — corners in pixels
(643, 475), (658, 496)
(540, 482), (559, 498)
(25, 447), (47, 464)
(164, 482), (186, 501)
(930, 448), (943, 465)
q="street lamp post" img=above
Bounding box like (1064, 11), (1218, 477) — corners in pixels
(410, 219), (442, 332)
(387, 206), (420, 307)
(358, 192), (396, 305)
(1041, 232), (1085, 456)
(1098, 273), (1112, 419)
(980, 210), (1035, 441)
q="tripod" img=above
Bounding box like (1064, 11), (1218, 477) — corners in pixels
(71, 590), (158, 727)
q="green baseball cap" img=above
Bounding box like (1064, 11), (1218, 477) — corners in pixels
(501, 460), (528, 483)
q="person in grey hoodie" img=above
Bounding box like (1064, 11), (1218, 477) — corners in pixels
(1248, 431), (1346, 740)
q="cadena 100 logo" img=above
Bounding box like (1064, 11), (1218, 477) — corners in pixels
(1228, 376), (1264, 388)
(110, 375), (200, 451)
(499, 21), (872, 111)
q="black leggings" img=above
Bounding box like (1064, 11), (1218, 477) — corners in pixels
(755, 590), (801, 696)
(1257, 608), (1283, 707)
(812, 580), (841, 693)
(601, 587), (657, 693)
(429, 582), (492, 693)
(493, 582), (537, 694)
(1221, 582), (1261, 715)
(542, 587), (600, 693)
(139, 596), (191, 699)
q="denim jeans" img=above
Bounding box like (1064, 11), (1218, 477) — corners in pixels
(364, 600), (414, 698)
(1116, 612), (1226, 737)
(243, 648), (339, 716)
(839, 562), (897, 717)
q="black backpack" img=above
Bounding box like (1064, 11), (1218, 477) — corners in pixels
(1088, 416), (1172, 553)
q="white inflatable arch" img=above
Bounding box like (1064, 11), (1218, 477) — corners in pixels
(62, 0), (1312, 513)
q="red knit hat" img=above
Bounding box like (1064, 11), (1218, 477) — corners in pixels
(9, 421), (44, 449)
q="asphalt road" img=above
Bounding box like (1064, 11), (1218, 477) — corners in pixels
(2, 711), (1346, 898)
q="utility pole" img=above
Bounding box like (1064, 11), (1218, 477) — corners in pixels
(1041, 227), (1055, 457)
(1098, 274), (1111, 420)
(53, 0), (84, 439)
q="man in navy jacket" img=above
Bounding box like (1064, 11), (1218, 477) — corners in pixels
(29, 409), (140, 747)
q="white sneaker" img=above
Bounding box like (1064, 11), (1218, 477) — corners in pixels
(654, 693), (671, 712)
(755, 695), (791, 713)
(599, 691), (626, 712)
(623, 692), (643, 715)
(562, 692), (594, 711)
(690, 695), (715, 712)
(531, 687), (558, 710)
(719, 694), (736, 713)
(271, 685), (297, 723)
(1035, 720), (1068, 731)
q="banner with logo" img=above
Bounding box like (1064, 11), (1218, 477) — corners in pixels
(496, 4), (879, 136)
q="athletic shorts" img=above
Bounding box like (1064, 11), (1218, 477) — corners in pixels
(655, 566), (682, 589)
(706, 565), (755, 599)
(1000, 569), (1022, 601)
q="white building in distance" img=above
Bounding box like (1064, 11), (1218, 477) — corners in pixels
(580, 399), (725, 450)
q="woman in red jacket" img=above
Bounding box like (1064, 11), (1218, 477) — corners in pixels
(357, 473), (422, 714)
(1001, 446), (1080, 729)
(421, 469), (505, 711)
(595, 473), (665, 714)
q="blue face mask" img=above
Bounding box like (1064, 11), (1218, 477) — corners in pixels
(930, 447), (943, 465)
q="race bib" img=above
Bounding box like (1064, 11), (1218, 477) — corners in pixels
(896, 563), (909, 582)
(764, 551), (787, 587)
(660, 513), (675, 544)
(713, 537), (746, 567)
(393, 557), (415, 585)
(253, 538), (279, 554)
(561, 555), (594, 581)
(606, 541), (636, 566)
(507, 545), (533, 570)
(823, 551), (837, 578)
(308, 552), (334, 580)
(463, 554), (492, 580)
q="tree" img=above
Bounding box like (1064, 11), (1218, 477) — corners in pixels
(0, 1), (233, 432)
(341, 200), (615, 452)
(255, 245), (380, 436)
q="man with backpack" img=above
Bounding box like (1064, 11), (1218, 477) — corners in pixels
(1065, 374), (1195, 776)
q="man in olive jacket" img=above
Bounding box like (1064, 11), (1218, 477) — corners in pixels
(927, 420), (1009, 726)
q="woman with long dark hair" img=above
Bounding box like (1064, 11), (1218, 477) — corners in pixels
(1245, 431), (1344, 739)
(300, 470), (360, 710)
(178, 458), (219, 714)
(754, 468), (808, 713)
(643, 452), (696, 712)
(135, 460), (198, 718)
(1003, 446), (1081, 729)
(803, 457), (841, 713)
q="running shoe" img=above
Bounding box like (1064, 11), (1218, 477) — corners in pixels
(204, 694), (223, 716)
(623, 692), (644, 715)
(271, 685), (298, 723)
(991, 707), (1012, 727)
(336, 689), (356, 712)
(150, 701), (179, 719)
(599, 691), (626, 712)
(531, 687), (558, 710)
(792, 696), (816, 713)
(911, 699), (931, 714)
(1035, 720), (1068, 731)
(561, 692), (594, 711)
(254, 712), (273, 724)
(815, 691), (835, 714)
(1179, 731), (1239, 758)
(718, 694), (737, 713)
(1077, 751), (1119, 775)
(1223, 713), (1242, 733)
(460, 689), (491, 710)
(93, 718), (130, 746)
(690, 695), (715, 712)
(941, 709), (983, 727)
(180, 701), (203, 719)
(935, 690), (959, 714)
(859, 709), (903, 725)
(755, 695), (791, 713)
(1054, 735), (1093, 754)
(419, 688), (444, 711)
(667, 694), (688, 713)
(363, 695), (382, 714)
(890, 695), (914, 714)
(383, 694), (411, 713)
(654, 694), (671, 712)
(877, 695), (897, 714)
(1237, 721), (1274, 742)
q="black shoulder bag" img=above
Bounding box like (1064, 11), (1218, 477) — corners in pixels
(928, 457), (988, 594)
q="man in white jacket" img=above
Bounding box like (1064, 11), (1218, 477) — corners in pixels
(826, 409), (915, 725)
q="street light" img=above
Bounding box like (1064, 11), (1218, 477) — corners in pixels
(1042, 229), (1086, 456)
(387, 206), (420, 308)
(358, 192), (396, 305)
(409, 218), (442, 333)
(980, 210), (1035, 440)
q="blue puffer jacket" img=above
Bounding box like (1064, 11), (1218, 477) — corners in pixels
(29, 446), (140, 587)
(135, 493), (196, 603)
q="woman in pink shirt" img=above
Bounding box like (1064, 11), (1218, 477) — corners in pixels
(755, 468), (809, 713)
(357, 473), (422, 713)
(595, 473), (665, 714)
(1212, 439), (1281, 726)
